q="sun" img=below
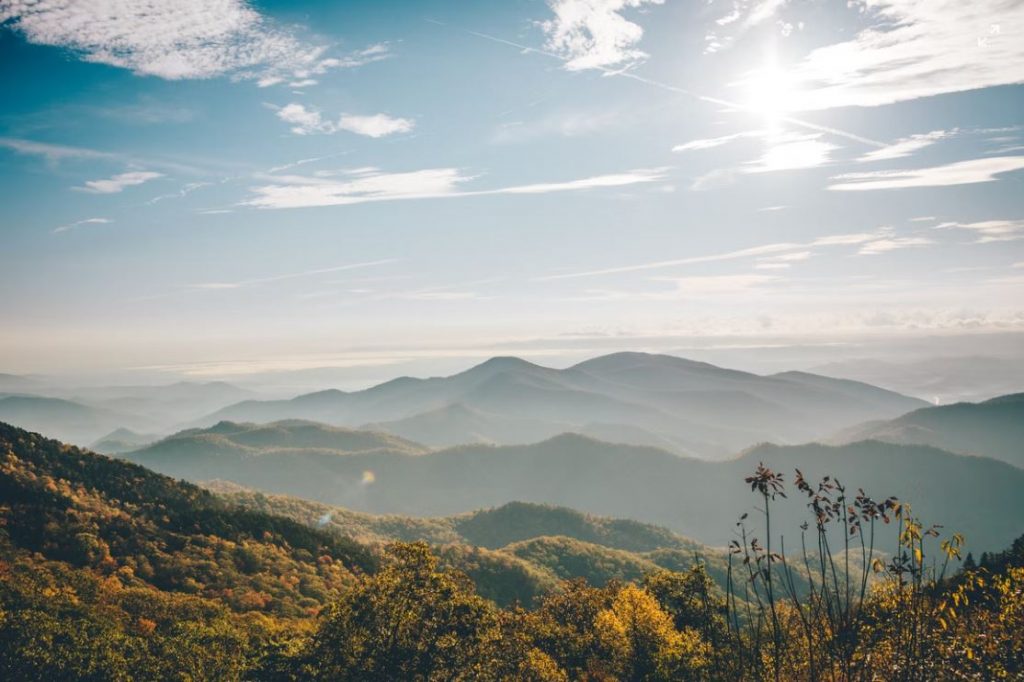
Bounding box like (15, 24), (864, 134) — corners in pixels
(742, 60), (801, 126)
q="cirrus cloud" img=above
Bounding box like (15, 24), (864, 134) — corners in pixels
(75, 171), (163, 194)
(0, 0), (384, 83)
(244, 166), (666, 209)
(829, 156), (1024, 191)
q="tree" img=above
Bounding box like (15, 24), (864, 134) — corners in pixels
(595, 584), (711, 681)
(303, 542), (505, 681)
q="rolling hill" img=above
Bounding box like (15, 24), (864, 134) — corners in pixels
(0, 395), (159, 446)
(0, 421), (729, 610)
(833, 393), (1024, 468)
(123, 422), (1024, 555)
(193, 352), (927, 459)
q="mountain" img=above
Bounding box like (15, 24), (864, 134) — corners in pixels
(89, 427), (160, 453)
(0, 420), (725, 610)
(811, 355), (1024, 404)
(0, 372), (44, 393)
(195, 352), (926, 459)
(0, 421), (375, 619)
(123, 423), (1024, 555)
(64, 380), (258, 426)
(833, 393), (1024, 468)
(361, 403), (574, 448)
(0, 394), (159, 446)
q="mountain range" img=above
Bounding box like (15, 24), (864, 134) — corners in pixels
(121, 410), (1024, 555)
(833, 392), (1024, 468)
(0, 381), (257, 446)
(194, 352), (926, 459)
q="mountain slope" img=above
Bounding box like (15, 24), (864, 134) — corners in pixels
(0, 421), (375, 618)
(833, 393), (1024, 468)
(0, 395), (158, 446)
(121, 423), (1024, 555)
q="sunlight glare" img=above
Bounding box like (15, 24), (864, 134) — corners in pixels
(743, 60), (801, 126)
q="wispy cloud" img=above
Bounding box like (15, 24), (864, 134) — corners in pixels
(275, 103), (415, 137)
(935, 219), (1024, 243)
(688, 131), (837, 189)
(75, 171), (163, 194)
(789, 0), (1024, 110)
(0, 137), (112, 163)
(145, 182), (211, 205)
(541, 0), (664, 71)
(857, 236), (934, 255)
(535, 230), (891, 280)
(52, 217), (111, 234)
(566, 273), (781, 301)
(746, 133), (837, 173)
(267, 153), (348, 174)
(858, 130), (950, 162)
(0, 1), (386, 83)
(243, 166), (667, 209)
(189, 259), (399, 291)
(491, 109), (623, 144)
(829, 156), (1024, 191)
(672, 131), (760, 152)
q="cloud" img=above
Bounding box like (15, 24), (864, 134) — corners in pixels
(672, 131), (760, 152)
(704, 0), (791, 52)
(0, 137), (112, 162)
(246, 168), (470, 209)
(658, 274), (779, 296)
(857, 236), (934, 255)
(570, 273), (780, 301)
(189, 259), (399, 291)
(75, 171), (163, 194)
(53, 217), (111, 234)
(757, 251), (812, 269)
(746, 133), (837, 172)
(145, 182), (211, 205)
(688, 131), (837, 189)
(829, 156), (1024, 191)
(275, 103), (415, 137)
(492, 109), (623, 144)
(787, 0), (1024, 110)
(243, 166), (666, 209)
(537, 242), (801, 280)
(935, 219), (1024, 243)
(0, 1), (386, 82)
(541, 0), (664, 71)
(336, 114), (416, 138)
(858, 130), (950, 162)
(536, 229), (891, 280)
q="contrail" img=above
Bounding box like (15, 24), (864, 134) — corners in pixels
(428, 19), (886, 149)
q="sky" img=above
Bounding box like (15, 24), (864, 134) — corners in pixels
(1, 0), (1023, 390)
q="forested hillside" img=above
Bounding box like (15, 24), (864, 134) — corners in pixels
(126, 424), (1024, 555)
(3, 422), (1023, 680)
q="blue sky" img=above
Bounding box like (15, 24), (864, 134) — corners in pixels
(1, 0), (1023, 387)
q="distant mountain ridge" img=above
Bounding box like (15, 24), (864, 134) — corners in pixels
(0, 380), (258, 446)
(123, 417), (1024, 555)
(195, 352), (926, 459)
(833, 393), (1024, 468)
